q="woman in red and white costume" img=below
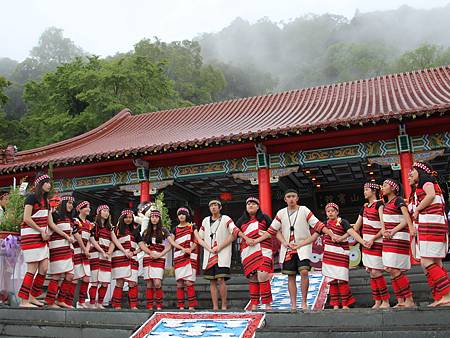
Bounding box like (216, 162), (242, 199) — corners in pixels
(88, 205), (114, 309)
(73, 201), (92, 308)
(322, 203), (367, 310)
(379, 179), (415, 308)
(18, 174), (72, 307)
(46, 195), (77, 308)
(167, 207), (198, 310)
(110, 209), (141, 309)
(236, 197), (273, 311)
(139, 209), (172, 310)
(353, 182), (390, 309)
(410, 161), (450, 307)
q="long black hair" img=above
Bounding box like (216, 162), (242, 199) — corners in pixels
(382, 179), (403, 202)
(34, 176), (50, 209)
(143, 215), (165, 244)
(415, 163), (437, 188)
(415, 162), (448, 207)
(56, 199), (74, 220)
(95, 212), (113, 230)
(116, 214), (135, 236)
(236, 205), (272, 229)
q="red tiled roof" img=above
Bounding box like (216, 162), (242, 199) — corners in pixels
(1, 65), (450, 172)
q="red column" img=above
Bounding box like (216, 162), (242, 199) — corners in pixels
(140, 181), (150, 203)
(399, 151), (418, 265)
(399, 152), (413, 200)
(193, 207), (202, 275)
(258, 168), (272, 217)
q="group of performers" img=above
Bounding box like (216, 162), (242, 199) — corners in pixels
(16, 161), (450, 311)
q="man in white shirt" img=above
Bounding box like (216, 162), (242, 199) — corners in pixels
(195, 200), (240, 310)
(262, 189), (337, 311)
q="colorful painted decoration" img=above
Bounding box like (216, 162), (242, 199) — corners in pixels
(131, 312), (265, 338)
(245, 272), (328, 311)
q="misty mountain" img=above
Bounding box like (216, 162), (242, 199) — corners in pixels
(196, 4), (450, 90)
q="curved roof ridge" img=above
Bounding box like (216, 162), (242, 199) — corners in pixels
(16, 109), (132, 158)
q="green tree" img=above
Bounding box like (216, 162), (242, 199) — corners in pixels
(21, 55), (183, 149)
(0, 76), (25, 148)
(1, 28), (86, 120)
(0, 76), (10, 106)
(0, 57), (18, 78)
(323, 42), (392, 83)
(134, 39), (226, 104)
(29, 27), (85, 70)
(213, 62), (277, 100)
(392, 43), (450, 72)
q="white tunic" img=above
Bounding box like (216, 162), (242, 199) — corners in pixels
(198, 215), (238, 270)
(269, 206), (323, 263)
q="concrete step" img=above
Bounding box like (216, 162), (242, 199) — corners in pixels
(3, 306), (450, 338)
(257, 307), (450, 337)
(35, 262), (450, 310)
(0, 308), (150, 338)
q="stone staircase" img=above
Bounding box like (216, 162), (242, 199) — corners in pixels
(0, 307), (148, 338)
(1, 262), (449, 337)
(256, 307), (450, 337)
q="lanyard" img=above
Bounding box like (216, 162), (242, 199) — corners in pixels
(209, 216), (222, 245)
(287, 207), (299, 243)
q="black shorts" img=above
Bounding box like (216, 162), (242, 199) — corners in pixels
(203, 264), (231, 280)
(281, 254), (311, 275)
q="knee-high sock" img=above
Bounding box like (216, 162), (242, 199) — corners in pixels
(425, 270), (441, 301)
(259, 280), (272, 304)
(249, 281), (260, 305)
(89, 285), (98, 304)
(329, 280), (340, 307)
(18, 272), (34, 300)
(176, 287), (185, 308)
(374, 275), (390, 301)
(57, 280), (70, 303)
(392, 273), (413, 299)
(128, 286), (138, 308)
(187, 284), (197, 308)
(65, 282), (77, 306)
(155, 288), (164, 309)
(78, 281), (89, 304)
(426, 263), (450, 300)
(146, 288), (154, 309)
(338, 281), (356, 307)
(111, 286), (123, 308)
(45, 279), (59, 305)
(97, 285), (108, 304)
(370, 277), (381, 301)
(30, 273), (46, 298)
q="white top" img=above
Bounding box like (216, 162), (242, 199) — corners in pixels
(269, 206), (322, 263)
(198, 214), (237, 269)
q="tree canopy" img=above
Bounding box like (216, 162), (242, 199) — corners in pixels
(1, 6), (450, 151)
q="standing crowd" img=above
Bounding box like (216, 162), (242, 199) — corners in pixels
(13, 161), (450, 311)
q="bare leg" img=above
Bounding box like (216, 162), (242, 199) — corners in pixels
(300, 269), (309, 311)
(217, 278), (228, 310)
(287, 274), (297, 311)
(210, 280), (219, 310)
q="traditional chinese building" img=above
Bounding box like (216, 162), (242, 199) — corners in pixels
(0, 66), (449, 225)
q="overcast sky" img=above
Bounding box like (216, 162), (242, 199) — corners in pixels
(1, 0), (449, 61)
